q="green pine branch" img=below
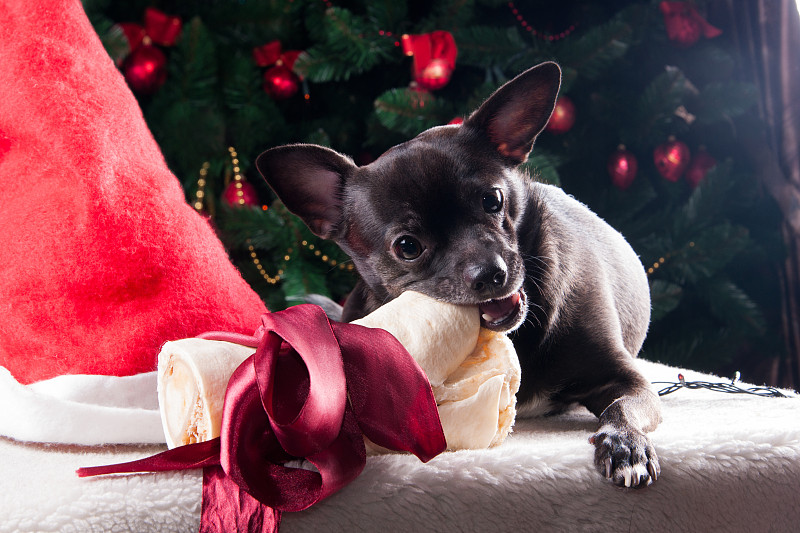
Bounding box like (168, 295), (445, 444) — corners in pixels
(679, 161), (737, 228)
(221, 53), (286, 156)
(555, 8), (637, 80)
(146, 17), (225, 176)
(694, 81), (759, 124)
(696, 278), (767, 335)
(374, 88), (455, 136)
(218, 202), (355, 309)
(421, 0), (476, 31)
(633, 65), (692, 144)
(294, 7), (398, 82)
(365, 0), (409, 33)
(454, 26), (527, 69)
(649, 279), (683, 321)
(522, 150), (563, 186)
(168, 17), (219, 103)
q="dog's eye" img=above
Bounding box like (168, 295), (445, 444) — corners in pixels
(393, 236), (423, 260)
(482, 189), (504, 213)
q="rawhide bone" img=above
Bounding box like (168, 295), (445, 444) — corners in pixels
(158, 291), (520, 451)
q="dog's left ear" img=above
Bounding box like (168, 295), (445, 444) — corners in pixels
(464, 62), (561, 164)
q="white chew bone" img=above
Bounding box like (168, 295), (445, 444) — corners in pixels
(434, 328), (520, 449)
(157, 291), (521, 451)
(352, 291), (480, 387)
(157, 339), (255, 449)
(354, 292), (520, 451)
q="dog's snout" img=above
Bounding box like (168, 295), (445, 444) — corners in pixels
(465, 256), (508, 294)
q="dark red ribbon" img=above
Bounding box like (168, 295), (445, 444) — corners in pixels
(253, 40), (302, 71)
(78, 304), (446, 533)
(659, 1), (722, 45)
(117, 8), (182, 53)
(401, 30), (458, 90)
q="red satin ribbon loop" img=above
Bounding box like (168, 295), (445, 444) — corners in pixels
(257, 308), (347, 458)
(401, 31), (457, 80)
(220, 305), (361, 512)
(659, 1), (722, 43)
(220, 363), (323, 512)
(253, 40), (302, 71)
(78, 304), (447, 531)
(253, 41), (283, 67)
(332, 322), (447, 462)
(115, 9), (182, 55)
(143, 7), (182, 46)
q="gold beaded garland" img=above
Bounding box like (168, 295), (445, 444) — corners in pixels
(301, 240), (354, 271)
(647, 256), (667, 275)
(193, 161), (210, 212)
(227, 146), (289, 284)
(248, 240), (291, 285)
(646, 242), (695, 276)
(228, 146), (250, 207)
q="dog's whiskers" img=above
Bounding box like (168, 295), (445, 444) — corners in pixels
(523, 300), (544, 328)
(524, 272), (545, 296)
(522, 254), (554, 271)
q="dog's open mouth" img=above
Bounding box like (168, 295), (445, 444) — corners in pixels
(479, 290), (526, 331)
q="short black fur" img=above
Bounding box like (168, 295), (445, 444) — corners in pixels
(256, 62), (662, 488)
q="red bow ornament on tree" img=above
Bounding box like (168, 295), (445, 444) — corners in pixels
(78, 305), (447, 533)
(659, 1), (722, 47)
(402, 31), (458, 91)
(115, 8), (182, 94)
(253, 41), (303, 100)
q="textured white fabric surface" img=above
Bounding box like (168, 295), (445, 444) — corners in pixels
(1, 359), (799, 533)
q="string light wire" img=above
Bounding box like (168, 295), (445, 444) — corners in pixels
(653, 372), (793, 398)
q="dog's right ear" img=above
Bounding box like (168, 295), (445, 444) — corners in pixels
(256, 144), (356, 239)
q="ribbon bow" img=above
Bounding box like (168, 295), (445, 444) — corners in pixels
(78, 305), (446, 533)
(659, 1), (722, 47)
(117, 8), (183, 54)
(253, 40), (302, 71)
(401, 30), (458, 91)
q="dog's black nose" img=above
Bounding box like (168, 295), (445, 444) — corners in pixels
(466, 257), (507, 294)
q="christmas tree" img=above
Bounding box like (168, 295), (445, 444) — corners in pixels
(83, 0), (791, 386)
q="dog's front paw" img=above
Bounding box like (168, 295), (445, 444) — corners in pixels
(590, 427), (659, 488)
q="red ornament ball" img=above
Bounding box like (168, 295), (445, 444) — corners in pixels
(653, 137), (690, 182)
(263, 65), (300, 100)
(417, 58), (453, 91)
(545, 96), (576, 135)
(685, 148), (717, 188)
(223, 180), (259, 207)
(123, 44), (167, 94)
(607, 146), (638, 190)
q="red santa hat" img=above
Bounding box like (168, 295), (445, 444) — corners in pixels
(0, 0), (267, 387)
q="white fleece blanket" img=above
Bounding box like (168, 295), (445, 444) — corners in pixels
(1, 359), (799, 533)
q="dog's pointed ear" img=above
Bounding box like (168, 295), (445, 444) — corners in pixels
(256, 144), (356, 239)
(464, 62), (561, 165)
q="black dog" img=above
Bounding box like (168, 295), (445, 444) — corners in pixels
(256, 62), (662, 487)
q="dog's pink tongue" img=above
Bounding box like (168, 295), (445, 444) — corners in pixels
(479, 292), (520, 322)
